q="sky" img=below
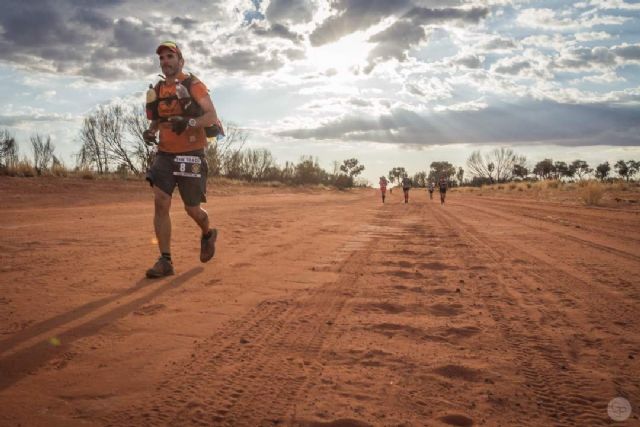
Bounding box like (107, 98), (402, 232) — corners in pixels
(1, 0), (639, 184)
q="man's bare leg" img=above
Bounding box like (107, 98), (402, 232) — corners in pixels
(185, 204), (217, 262)
(184, 204), (210, 235)
(153, 186), (172, 253)
(145, 186), (175, 278)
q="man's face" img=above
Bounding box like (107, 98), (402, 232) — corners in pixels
(158, 48), (182, 76)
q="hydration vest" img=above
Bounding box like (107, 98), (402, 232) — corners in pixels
(148, 74), (221, 138)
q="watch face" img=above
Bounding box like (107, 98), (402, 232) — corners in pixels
(188, 118), (196, 127)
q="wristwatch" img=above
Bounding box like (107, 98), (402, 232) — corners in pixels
(188, 118), (197, 127)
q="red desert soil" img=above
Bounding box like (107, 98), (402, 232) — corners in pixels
(1, 176), (639, 426)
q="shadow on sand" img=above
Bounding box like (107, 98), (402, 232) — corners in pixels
(0, 267), (202, 391)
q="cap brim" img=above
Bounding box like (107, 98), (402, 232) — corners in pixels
(156, 45), (180, 55)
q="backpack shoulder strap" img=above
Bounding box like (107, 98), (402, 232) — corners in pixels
(154, 80), (163, 97)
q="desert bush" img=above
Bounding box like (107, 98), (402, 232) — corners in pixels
(579, 181), (605, 206)
(545, 180), (560, 189)
(49, 163), (68, 177)
(509, 183), (517, 190)
(79, 168), (96, 180)
(612, 181), (629, 191)
(9, 159), (35, 177)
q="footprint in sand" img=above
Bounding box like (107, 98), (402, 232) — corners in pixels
(438, 414), (474, 426)
(420, 262), (456, 270)
(385, 270), (424, 279)
(133, 304), (166, 316)
(367, 322), (425, 339)
(428, 303), (463, 317)
(432, 364), (481, 382)
(441, 326), (480, 339)
(296, 418), (373, 427)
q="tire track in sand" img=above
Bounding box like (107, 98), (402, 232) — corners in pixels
(429, 202), (635, 426)
(104, 221), (388, 426)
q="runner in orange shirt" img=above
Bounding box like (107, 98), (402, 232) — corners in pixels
(379, 176), (388, 203)
(143, 41), (223, 278)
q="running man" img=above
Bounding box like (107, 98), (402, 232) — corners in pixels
(143, 41), (222, 278)
(379, 176), (388, 203)
(438, 176), (448, 205)
(402, 176), (412, 203)
(427, 181), (435, 200)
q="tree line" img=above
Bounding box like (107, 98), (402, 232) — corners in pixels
(0, 103), (366, 188)
(386, 163), (464, 188)
(465, 148), (638, 185)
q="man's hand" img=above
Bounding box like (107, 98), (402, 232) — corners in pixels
(213, 118), (225, 137)
(169, 116), (189, 135)
(143, 129), (157, 145)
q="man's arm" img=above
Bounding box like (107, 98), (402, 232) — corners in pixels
(144, 120), (159, 144)
(192, 93), (218, 128)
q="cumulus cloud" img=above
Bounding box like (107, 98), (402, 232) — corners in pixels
(553, 44), (640, 72)
(575, 0), (640, 10)
(478, 36), (518, 52)
(517, 8), (629, 30)
(404, 77), (453, 101)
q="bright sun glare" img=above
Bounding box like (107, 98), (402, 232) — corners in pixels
(306, 33), (373, 73)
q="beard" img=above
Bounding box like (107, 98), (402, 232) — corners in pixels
(162, 64), (177, 76)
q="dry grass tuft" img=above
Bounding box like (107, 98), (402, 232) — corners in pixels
(579, 181), (606, 206)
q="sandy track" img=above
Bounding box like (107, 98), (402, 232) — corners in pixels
(0, 179), (638, 426)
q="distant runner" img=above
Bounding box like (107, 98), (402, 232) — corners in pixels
(427, 181), (434, 200)
(402, 176), (411, 204)
(379, 176), (388, 203)
(438, 176), (448, 205)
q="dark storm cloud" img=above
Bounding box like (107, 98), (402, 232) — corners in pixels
(0, 113), (76, 126)
(172, 17), (198, 29)
(210, 49), (285, 74)
(309, 0), (413, 46)
(1, 1), (92, 48)
(552, 44), (640, 72)
(276, 101), (640, 146)
(479, 37), (517, 51)
(74, 8), (113, 30)
(612, 44), (640, 60)
(266, 0), (316, 24)
(363, 6), (488, 72)
(0, 0), (225, 80)
(403, 6), (488, 25)
(113, 18), (159, 55)
(366, 20), (428, 67)
(250, 22), (303, 42)
(494, 60), (532, 75)
(454, 54), (482, 68)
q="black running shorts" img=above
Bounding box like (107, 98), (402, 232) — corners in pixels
(146, 150), (208, 206)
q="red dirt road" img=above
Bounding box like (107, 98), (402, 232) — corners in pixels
(1, 177), (639, 426)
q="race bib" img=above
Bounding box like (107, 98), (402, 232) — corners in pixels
(172, 155), (202, 178)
